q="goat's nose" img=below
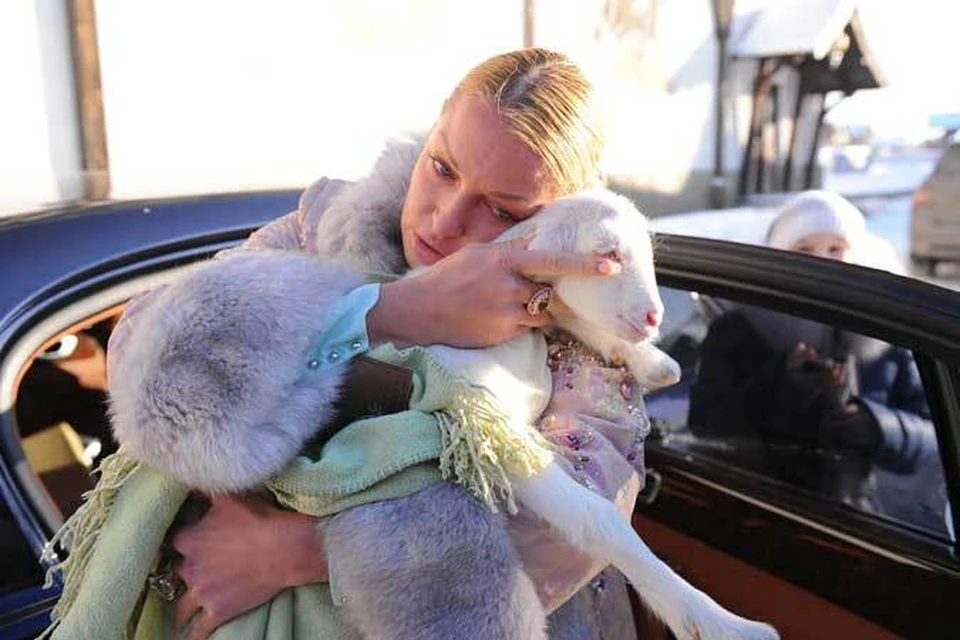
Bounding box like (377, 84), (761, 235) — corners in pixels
(645, 310), (661, 328)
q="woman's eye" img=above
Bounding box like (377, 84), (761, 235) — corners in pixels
(491, 204), (518, 223)
(431, 156), (453, 178)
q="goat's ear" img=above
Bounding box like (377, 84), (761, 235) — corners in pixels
(526, 221), (576, 253)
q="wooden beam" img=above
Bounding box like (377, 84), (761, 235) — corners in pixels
(69, 0), (110, 201)
(803, 93), (828, 189)
(524, 0), (535, 47)
(738, 59), (767, 199)
(737, 59), (784, 198)
(782, 72), (806, 191)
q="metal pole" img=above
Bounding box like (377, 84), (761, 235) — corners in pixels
(804, 93), (828, 189)
(755, 89), (767, 194)
(709, 0), (734, 208)
(782, 71), (806, 191)
(770, 84), (781, 189)
(738, 59), (765, 199)
(524, 0), (535, 48)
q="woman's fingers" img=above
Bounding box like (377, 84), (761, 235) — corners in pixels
(174, 586), (201, 630)
(162, 494), (329, 639)
(517, 311), (553, 329)
(502, 244), (620, 279)
(173, 555), (204, 629)
(373, 239), (601, 348)
(186, 611), (219, 640)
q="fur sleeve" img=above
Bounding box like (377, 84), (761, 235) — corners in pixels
(108, 250), (365, 492)
(236, 177), (349, 253)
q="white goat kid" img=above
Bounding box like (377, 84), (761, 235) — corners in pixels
(424, 189), (779, 640)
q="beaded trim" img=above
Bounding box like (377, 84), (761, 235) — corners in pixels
(544, 336), (650, 491)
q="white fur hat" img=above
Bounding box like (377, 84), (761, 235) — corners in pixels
(765, 190), (866, 250)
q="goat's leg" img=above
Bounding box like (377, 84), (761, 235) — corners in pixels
(324, 482), (547, 640)
(514, 463), (779, 640)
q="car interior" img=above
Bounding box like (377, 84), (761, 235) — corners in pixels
(13, 311), (122, 520)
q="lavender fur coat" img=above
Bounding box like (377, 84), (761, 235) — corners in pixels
(108, 135), (643, 640)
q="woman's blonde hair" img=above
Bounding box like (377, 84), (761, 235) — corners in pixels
(449, 48), (605, 194)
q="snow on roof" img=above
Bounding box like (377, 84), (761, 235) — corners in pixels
(731, 0), (857, 60)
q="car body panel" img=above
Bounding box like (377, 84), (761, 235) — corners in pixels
(644, 235), (960, 638)
(632, 513), (902, 640)
(0, 586), (60, 639)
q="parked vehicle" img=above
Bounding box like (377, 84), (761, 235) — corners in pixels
(910, 144), (960, 275)
(0, 193), (957, 638)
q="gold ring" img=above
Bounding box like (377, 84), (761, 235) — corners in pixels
(525, 286), (552, 316)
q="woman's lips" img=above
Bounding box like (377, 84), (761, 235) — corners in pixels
(414, 234), (445, 264)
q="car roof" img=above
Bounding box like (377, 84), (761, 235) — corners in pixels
(0, 191), (298, 329)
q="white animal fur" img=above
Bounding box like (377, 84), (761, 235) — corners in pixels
(424, 189), (779, 640)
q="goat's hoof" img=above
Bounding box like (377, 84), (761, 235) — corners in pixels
(670, 595), (780, 640)
(642, 362), (681, 390)
(681, 615), (779, 640)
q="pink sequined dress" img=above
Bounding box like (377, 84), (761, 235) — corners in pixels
(512, 331), (650, 640)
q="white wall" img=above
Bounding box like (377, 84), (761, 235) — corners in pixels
(94, 0), (523, 199)
(1, 0), (782, 213)
(534, 0), (760, 195)
(0, 2), (83, 215)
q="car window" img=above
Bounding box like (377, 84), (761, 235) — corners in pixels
(647, 286), (951, 539)
(15, 317), (118, 521)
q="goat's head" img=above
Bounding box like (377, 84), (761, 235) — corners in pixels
(502, 189), (664, 343)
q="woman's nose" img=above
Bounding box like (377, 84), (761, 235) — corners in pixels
(433, 195), (469, 238)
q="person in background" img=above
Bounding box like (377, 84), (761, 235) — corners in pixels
(688, 191), (940, 517)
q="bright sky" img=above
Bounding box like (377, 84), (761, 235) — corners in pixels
(828, 0), (960, 137)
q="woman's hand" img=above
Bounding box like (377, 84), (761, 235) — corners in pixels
(368, 238), (620, 348)
(171, 495), (328, 640)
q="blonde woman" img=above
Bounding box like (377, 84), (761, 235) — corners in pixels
(103, 49), (654, 640)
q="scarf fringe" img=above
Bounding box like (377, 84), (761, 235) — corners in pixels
(437, 381), (553, 515)
(38, 451), (142, 638)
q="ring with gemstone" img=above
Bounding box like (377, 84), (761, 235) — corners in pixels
(525, 286), (553, 316)
(148, 566), (187, 602)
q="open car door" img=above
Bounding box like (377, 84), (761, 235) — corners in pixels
(634, 235), (960, 639)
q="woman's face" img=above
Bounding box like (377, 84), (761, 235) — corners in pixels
(400, 95), (558, 268)
(791, 233), (853, 262)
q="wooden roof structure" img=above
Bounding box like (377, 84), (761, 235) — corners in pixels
(730, 0), (887, 197)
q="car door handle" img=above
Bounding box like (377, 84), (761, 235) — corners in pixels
(638, 468), (662, 505)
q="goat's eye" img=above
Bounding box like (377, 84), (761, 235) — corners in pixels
(599, 249), (621, 262)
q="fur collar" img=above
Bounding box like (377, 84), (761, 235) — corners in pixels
(312, 133), (424, 275)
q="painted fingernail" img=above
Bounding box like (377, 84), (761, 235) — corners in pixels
(597, 260), (621, 274)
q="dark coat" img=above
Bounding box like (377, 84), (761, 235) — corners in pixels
(687, 308), (938, 511)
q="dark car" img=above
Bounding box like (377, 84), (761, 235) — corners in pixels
(0, 193), (957, 638)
